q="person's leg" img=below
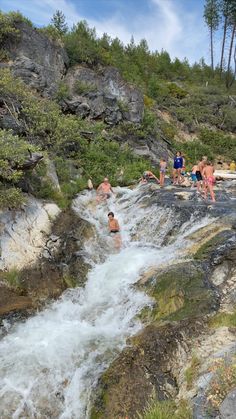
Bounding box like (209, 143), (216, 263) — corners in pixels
(177, 168), (182, 184)
(160, 172), (164, 186)
(173, 169), (177, 184)
(209, 184), (216, 202)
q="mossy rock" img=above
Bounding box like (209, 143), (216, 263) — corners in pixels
(141, 262), (217, 323)
(193, 230), (232, 261)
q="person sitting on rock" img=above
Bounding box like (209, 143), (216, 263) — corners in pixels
(142, 170), (159, 184)
(96, 177), (114, 202)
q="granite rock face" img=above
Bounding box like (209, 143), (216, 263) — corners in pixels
(3, 21), (69, 96)
(63, 66), (144, 124)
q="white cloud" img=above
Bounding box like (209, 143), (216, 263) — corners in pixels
(1, 0), (210, 63)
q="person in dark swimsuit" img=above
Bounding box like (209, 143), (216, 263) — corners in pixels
(108, 212), (121, 248)
(173, 151), (183, 185)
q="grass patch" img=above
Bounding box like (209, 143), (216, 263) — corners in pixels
(139, 399), (192, 419)
(185, 355), (201, 390)
(208, 310), (236, 328)
(63, 274), (77, 288)
(4, 268), (23, 291)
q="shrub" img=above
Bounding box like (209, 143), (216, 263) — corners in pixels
(167, 83), (188, 99)
(0, 130), (36, 182)
(199, 129), (236, 158)
(139, 398), (192, 419)
(208, 310), (236, 328)
(4, 268), (24, 291)
(0, 187), (25, 209)
(74, 80), (97, 95)
(185, 355), (201, 390)
(54, 81), (71, 102)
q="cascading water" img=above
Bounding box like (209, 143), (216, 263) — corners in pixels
(0, 186), (216, 418)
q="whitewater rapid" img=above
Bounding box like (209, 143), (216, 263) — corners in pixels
(0, 187), (215, 418)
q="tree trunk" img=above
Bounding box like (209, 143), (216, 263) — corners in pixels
(226, 24), (236, 88)
(220, 16), (228, 76)
(210, 26), (214, 71)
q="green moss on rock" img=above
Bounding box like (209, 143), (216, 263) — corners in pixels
(142, 262), (216, 322)
(193, 232), (228, 261)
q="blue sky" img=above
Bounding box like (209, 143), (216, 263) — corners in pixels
(0, 0), (216, 64)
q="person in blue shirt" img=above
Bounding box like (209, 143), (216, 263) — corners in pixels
(173, 151), (184, 185)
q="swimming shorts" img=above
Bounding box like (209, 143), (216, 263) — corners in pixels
(110, 230), (119, 234)
(196, 171), (202, 181)
(206, 176), (215, 186)
(191, 173), (197, 182)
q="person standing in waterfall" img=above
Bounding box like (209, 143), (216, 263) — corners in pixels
(96, 177), (114, 203)
(108, 212), (121, 249)
(173, 151), (183, 185)
(202, 161), (216, 202)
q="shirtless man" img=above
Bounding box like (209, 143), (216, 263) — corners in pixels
(108, 212), (121, 249)
(96, 177), (114, 202)
(202, 161), (216, 202)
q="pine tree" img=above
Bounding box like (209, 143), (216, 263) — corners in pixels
(226, 0), (236, 86)
(51, 10), (68, 36)
(204, 0), (220, 70)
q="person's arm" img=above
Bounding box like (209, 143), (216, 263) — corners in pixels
(115, 219), (120, 231)
(97, 184), (102, 193)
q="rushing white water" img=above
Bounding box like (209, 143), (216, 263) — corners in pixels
(0, 187), (215, 418)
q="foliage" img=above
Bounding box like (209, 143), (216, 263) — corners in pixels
(185, 355), (201, 389)
(140, 399), (192, 419)
(54, 81), (71, 102)
(3, 268), (23, 290)
(0, 186), (25, 209)
(208, 309), (236, 328)
(0, 130), (35, 182)
(51, 10), (68, 36)
(74, 80), (97, 95)
(199, 128), (236, 157)
(207, 357), (236, 408)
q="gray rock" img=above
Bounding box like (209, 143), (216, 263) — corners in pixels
(3, 21), (68, 96)
(220, 388), (236, 419)
(64, 66), (143, 124)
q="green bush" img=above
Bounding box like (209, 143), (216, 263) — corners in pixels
(139, 399), (192, 419)
(0, 187), (25, 209)
(54, 81), (71, 102)
(0, 130), (36, 182)
(199, 128), (236, 158)
(4, 268), (24, 290)
(74, 80), (97, 95)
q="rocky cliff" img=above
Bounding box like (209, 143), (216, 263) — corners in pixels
(2, 22), (143, 125)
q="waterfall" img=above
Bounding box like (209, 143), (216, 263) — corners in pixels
(0, 186), (215, 418)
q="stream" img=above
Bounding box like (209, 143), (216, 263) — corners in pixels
(0, 186), (215, 418)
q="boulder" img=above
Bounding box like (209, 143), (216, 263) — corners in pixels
(3, 21), (69, 96)
(220, 388), (236, 419)
(63, 66), (143, 124)
(0, 197), (61, 271)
